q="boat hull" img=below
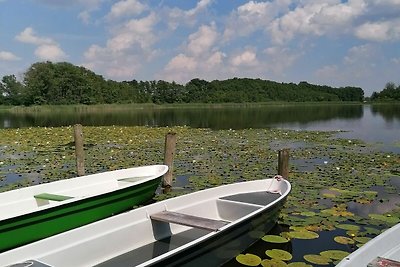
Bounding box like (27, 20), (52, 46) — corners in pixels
(0, 177), (161, 252)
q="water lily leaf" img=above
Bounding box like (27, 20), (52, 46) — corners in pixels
(266, 249), (293, 261)
(236, 253), (262, 266)
(300, 211), (316, 217)
(303, 254), (331, 265)
(334, 236), (355, 245)
(368, 214), (400, 224)
(364, 227), (381, 235)
(346, 230), (359, 237)
(336, 224), (360, 231)
(287, 263), (313, 267)
(261, 258), (288, 267)
(289, 226), (307, 231)
(262, 235), (290, 243)
(288, 230), (319, 240)
(354, 236), (372, 244)
(320, 250), (350, 260)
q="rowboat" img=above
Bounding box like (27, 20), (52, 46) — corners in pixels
(1, 176), (290, 267)
(0, 164), (168, 252)
(337, 222), (400, 267)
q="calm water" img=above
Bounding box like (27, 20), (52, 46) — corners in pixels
(1, 103), (399, 266)
(1, 104), (399, 149)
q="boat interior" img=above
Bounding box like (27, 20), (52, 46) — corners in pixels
(0, 176), (151, 220)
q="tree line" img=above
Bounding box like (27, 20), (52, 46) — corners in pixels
(0, 61), (371, 106)
(370, 82), (400, 101)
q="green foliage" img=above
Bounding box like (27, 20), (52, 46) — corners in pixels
(0, 75), (25, 105)
(371, 82), (400, 101)
(1, 61), (367, 106)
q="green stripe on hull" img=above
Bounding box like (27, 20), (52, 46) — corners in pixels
(0, 177), (161, 252)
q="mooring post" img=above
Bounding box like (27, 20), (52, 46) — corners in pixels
(278, 148), (289, 179)
(162, 132), (177, 189)
(73, 124), (85, 176)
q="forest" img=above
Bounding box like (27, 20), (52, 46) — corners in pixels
(0, 61), (381, 106)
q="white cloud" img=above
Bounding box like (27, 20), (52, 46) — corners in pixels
(230, 50), (257, 67)
(35, 44), (67, 61)
(187, 23), (218, 56)
(266, 1), (369, 44)
(223, 0), (288, 41)
(355, 19), (400, 42)
(344, 44), (377, 65)
(391, 57), (400, 64)
(83, 12), (158, 79)
(264, 46), (301, 75)
(159, 23), (226, 83)
(15, 27), (53, 45)
(0, 51), (20, 61)
(107, 12), (158, 51)
(165, 0), (213, 30)
(78, 10), (91, 25)
(186, 0), (212, 17)
(15, 27), (67, 61)
(106, 0), (147, 21)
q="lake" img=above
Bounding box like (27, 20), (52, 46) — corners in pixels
(0, 103), (399, 266)
(1, 103), (399, 150)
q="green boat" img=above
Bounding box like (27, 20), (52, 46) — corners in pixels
(0, 164), (168, 252)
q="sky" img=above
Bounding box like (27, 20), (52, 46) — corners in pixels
(1, 0), (400, 96)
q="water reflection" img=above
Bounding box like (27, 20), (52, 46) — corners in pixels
(1, 104), (399, 147)
(0, 104), (363, 129)
(371, 104), (400, 122)
(347, 177), (400, 217)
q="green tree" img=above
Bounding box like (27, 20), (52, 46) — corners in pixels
(0, 75), (25, 105)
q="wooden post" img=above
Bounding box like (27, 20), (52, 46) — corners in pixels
(278, 148), (289, 179)
(163, 132), (176, 189)
(74, 124), (85, 176)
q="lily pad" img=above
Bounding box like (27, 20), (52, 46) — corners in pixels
(354, 236), (372, 244)
(262, 235), (290, 244)
(266, 249), (293, 261)
(236, 253), (262, 266)
(288, 230), (319, 240)
(287, 263), (312, 267)
(300, 211), (316, 217)
(320, 250), (350, 260)
(261, 258), (288, 267)
(336, 224), (360, 231)
(368, 214), (400, 224)
(303, 254), (331, 265)
(334, 236), (355, 245)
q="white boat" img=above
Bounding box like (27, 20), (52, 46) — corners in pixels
(337, 222), (400, 267)
(0, 176), (290, 267)
(0, 164), (168, 252)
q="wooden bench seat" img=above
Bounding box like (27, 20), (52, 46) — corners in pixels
(34, 193), (73, 201)
(150, 211), (229, 231)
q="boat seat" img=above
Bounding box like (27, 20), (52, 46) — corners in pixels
(150, 211), (229, 231)
(34, 193), (73, 201)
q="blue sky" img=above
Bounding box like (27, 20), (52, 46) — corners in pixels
(1, 0), (400, 96)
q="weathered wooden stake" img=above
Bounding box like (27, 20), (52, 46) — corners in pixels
(74, 124), (85, 176)
(278, 148), (289, 179)
(162, 132), (177, 189)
